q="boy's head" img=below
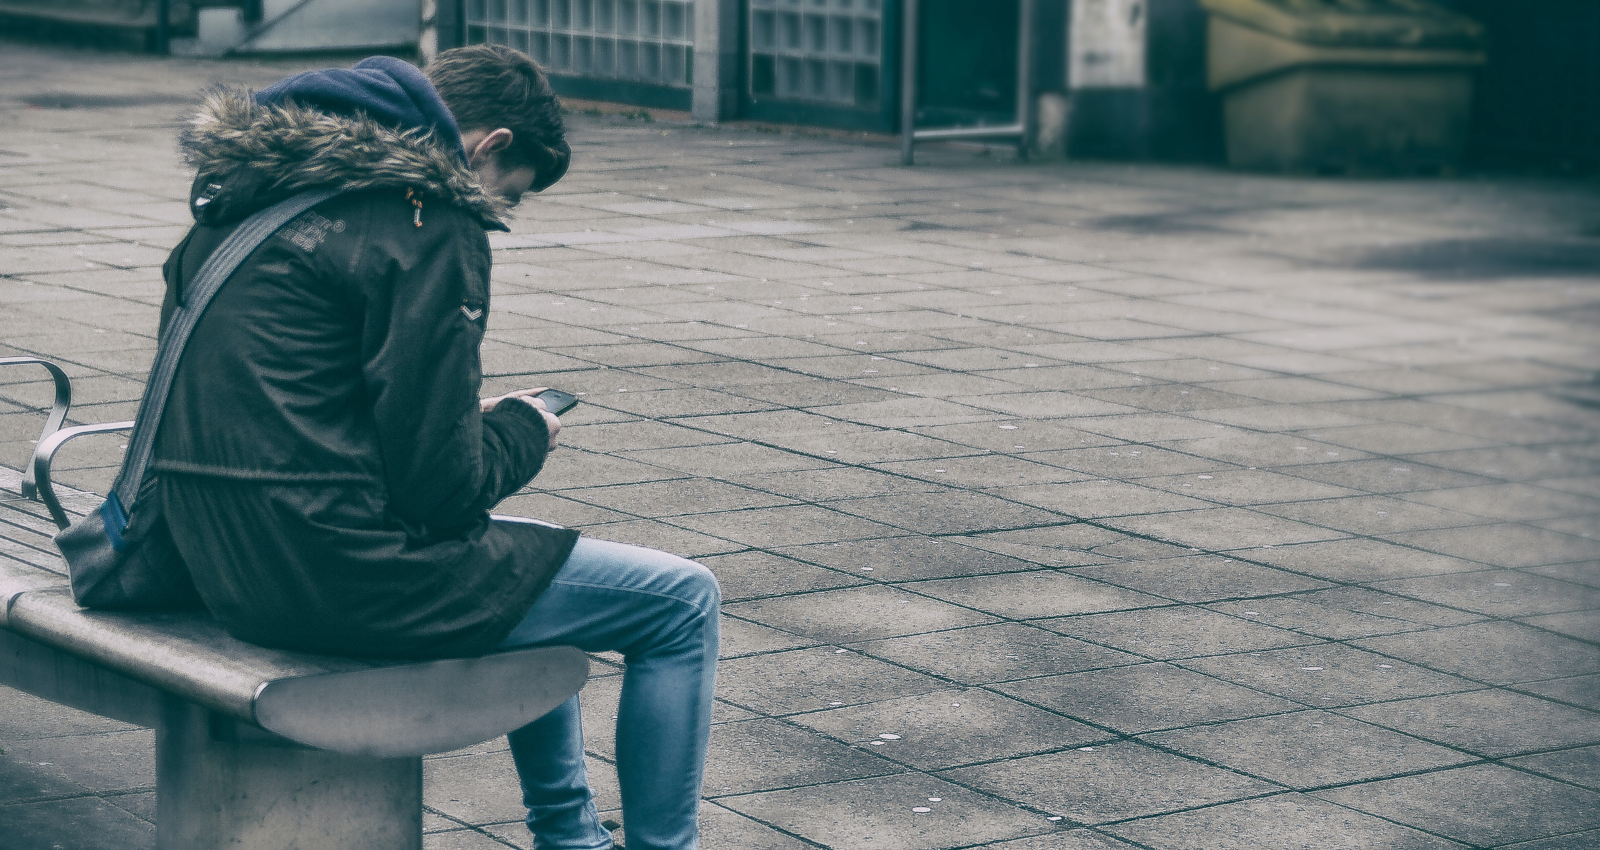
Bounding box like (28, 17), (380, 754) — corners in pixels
(427, 44), (570, 204)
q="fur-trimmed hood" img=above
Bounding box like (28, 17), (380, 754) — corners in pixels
(180, 86), (508, 229)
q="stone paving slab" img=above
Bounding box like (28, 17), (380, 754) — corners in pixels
(3, 36), (1600, 850)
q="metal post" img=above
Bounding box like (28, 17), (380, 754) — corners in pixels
(155, 0), (171, 54)
(899, 0), (919, 166)
(1015, 0), (1034, 159)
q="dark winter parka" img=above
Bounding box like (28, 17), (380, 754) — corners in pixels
(153, 61), (577, 658)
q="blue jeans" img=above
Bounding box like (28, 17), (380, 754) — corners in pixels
(495, 525), (721, 850)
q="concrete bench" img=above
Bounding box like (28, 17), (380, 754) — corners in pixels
(0, 357), (589, 849)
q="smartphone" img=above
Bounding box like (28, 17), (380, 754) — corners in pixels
(534, 388), (579, 416)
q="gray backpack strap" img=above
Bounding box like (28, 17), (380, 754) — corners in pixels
(111, 188), (342, 507)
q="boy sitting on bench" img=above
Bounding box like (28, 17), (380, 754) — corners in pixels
(154, 45), (717, 850)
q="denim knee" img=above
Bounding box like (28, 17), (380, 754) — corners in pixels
(679, 560), (720, 620)
(648, 558), (716, 635)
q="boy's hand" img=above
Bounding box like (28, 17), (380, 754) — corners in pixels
(479, 386), (546, 412)
(481, 387), (561, 451)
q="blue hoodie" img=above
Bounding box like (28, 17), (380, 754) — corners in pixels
(253, 56), (467, 163)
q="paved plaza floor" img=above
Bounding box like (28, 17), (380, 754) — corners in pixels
(2, 37), (1600, 850)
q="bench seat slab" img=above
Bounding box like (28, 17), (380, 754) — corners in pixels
(7, 587), (590, 756)
(0, 628), (162, 728)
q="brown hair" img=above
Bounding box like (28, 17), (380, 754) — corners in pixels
(426, 44), (570, 192)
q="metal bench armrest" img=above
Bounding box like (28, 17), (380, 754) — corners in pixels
(33, 421), (135, 530)
(0, 357), (73, 500)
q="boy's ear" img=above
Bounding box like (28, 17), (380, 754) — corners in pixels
(468, 128), (514, 166)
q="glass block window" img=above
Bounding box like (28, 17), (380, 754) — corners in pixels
(749, 0), (884, 109)
(466, 0), (695, 89)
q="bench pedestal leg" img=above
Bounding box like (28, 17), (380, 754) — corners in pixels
(157, 696), (423, 850)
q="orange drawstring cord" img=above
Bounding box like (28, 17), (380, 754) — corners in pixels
(405, 188), (423, 227)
